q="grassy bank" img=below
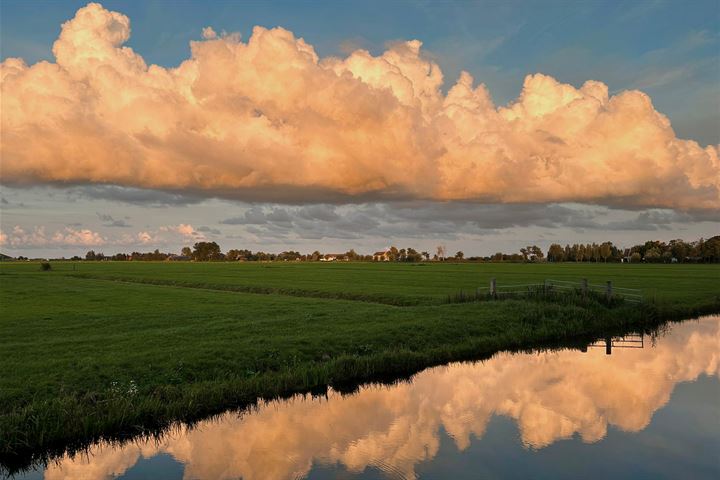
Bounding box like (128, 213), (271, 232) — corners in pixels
(0, 262), (718, 470)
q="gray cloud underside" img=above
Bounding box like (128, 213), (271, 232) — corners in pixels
(68, 185), (205, 207)
(96, 212), (132, 228)
(220, 202), (720, 241)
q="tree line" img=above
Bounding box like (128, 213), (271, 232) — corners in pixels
(544, 237), (720, 263)
(56, 235), (720, 264)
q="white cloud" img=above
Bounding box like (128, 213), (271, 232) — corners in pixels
(1, 3), (717, 209)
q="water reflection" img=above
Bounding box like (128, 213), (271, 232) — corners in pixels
(33, 317), (720, 479)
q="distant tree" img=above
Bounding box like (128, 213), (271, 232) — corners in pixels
(192, 241), (222, 261)
(436, 245), (446, 260)
(571, 244), (580, 262)
(524, 245), (543, 262)
(455, 251), (464, 260)
(599, 242), (612, 263)
(669, 239), (688, 262)
(630, 252), (642, 263)
(85, 250), (96, 261)
(547, 244), (564, 262)
(421, 251), (430, 261)
(226, 249), (242, 261)
(700, 236), (720, 262)
(577, 244), (587, 262)
(181, 247), (192, 257)
(644, 247), (662, 263)
(403, 247), (421, 262)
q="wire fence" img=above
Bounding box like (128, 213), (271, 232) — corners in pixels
(448, 278), (643, 305)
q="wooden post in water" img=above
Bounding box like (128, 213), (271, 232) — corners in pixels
(581, 278), (588, 299)
(490, 278), (497, 299)
(605, 336), (612, 355)
(606, 281), (613, 302)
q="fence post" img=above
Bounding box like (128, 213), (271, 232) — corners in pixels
(606, 281), (613, 302)
(581, 278), (588, 298)
(490, 278), (497, 299)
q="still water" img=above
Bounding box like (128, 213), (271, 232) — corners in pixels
(15, 316), (720, 480)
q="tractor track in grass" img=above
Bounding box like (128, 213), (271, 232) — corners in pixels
(65, 273), (431, 307)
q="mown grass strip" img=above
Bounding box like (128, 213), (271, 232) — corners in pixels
(67, 273), (431, 306)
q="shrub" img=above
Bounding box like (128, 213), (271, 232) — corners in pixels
(40, 262), (52, 271)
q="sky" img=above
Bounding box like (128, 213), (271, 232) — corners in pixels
(1, 0), (718, 258)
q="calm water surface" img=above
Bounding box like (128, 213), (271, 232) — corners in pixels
(14, 316), (720, 480)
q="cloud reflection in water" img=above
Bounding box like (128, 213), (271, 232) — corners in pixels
(43, 316), (719, 480)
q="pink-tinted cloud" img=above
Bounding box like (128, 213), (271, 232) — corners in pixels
(0, 225), (105, 247)
(1, 3), (718, 209)
(51, 227), (105, 246)
(159, 223), (204, 239)
(0, 223), (204, 249)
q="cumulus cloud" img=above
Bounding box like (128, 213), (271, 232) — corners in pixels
(159, 223), (205, 239)
(135, 231), (155, 244)
(0, 223), (205, 249)
(0, 226), (105, 247)
(201, 26), (217, 40)
(1, 3), (718, 210)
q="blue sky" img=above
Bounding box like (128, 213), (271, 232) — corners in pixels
(1, 1), (718, 257)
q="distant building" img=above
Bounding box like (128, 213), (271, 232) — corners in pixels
(373, 250), (391, 262)
(320, 253), (348, 262)
(321, 254), (348, 262)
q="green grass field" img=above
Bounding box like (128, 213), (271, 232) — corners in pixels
(1, 261), (718, 469)
(16, 260), (720, 305)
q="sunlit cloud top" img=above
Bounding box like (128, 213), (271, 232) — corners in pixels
(2, 3), (718, 210)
